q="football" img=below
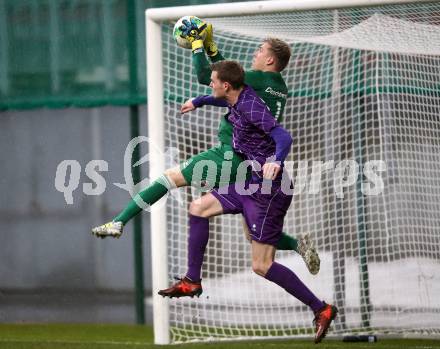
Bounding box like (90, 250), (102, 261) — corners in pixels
(173, 16), (206, 49)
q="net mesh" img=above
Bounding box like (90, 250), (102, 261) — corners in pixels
(159, 1), (440, 343)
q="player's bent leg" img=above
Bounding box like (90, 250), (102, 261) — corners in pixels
(164, 166), (188, 188)
(161, 183), (243, 299)
(262, 257), (337, 343)
(276, 233), (298, 251)
(158, 193), (224, 299)
(92, 167), (188, 239)
(189, 192), (224, 218)
(242, 205), (320, 275)
(180, 144), (246, 190)
(251, 233), (336, 342)
(251, 240), (276, 277)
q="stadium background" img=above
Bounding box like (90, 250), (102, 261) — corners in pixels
(0, 0), (248, 325)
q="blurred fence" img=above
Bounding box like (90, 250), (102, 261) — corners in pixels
(0, 0), (244, 110)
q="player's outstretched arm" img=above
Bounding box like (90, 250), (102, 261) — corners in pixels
(180, 95), (228, 115)
(192, 95), (229, 108)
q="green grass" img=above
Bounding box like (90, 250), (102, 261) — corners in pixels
(0, 324), (439, 349)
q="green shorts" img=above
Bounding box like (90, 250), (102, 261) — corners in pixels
(180, 143), (249, 190)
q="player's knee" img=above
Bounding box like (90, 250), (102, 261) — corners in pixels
(252, 260), (270, 277)
(189, 199), (207, 217)
(164, 168), (187, 187)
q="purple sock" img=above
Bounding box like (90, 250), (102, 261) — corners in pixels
(265, 262), (324, 313)
(185, 214), (209, 282)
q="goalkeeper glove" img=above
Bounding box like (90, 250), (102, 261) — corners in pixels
(179, 17), (207, 51)
(203, 23), (219, 57)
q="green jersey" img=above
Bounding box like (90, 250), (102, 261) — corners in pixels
(192, 50), (288, 146)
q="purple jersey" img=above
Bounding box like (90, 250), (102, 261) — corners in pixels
(192, 86), (292, 180)
(228, 86), (280, 176)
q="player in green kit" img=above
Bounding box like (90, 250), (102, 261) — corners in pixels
(92, 20), (320, 275)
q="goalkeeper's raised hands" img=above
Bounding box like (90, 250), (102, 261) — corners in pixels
(179, 19), (219, 57)
(179, 17), (207, 51)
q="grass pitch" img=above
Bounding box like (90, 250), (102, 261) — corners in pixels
(0, 324), (439, 349)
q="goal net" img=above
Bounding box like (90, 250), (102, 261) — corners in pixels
(146, 0), (440, 344)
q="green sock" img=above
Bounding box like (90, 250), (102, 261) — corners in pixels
(113, 176), (170, 225)
(276, 232), (298, 252)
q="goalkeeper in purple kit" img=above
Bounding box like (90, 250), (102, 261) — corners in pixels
(160, 60), (338, 344)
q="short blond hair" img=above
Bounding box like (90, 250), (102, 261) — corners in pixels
(264, 38), (291, 72)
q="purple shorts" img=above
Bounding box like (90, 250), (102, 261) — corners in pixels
(211, 182), (292, 246)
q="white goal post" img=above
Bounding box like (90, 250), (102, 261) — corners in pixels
(146, 0), (440, 344)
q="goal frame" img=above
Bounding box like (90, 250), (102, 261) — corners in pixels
(145, 0), (433, 344)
